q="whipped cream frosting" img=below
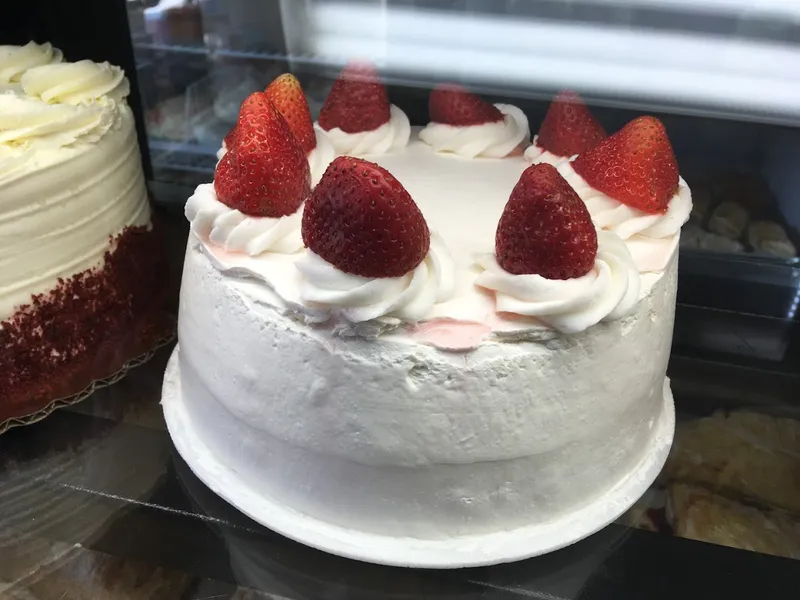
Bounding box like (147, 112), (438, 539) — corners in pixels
(0, 42), (62, 84)
(190, 128), (686, 347)
(0, 49), (150, 321)
(524, 135), (574, 166)
(419, 104), (529, 159)
(296, 233), (456, 324)
(559, 161), (692, 272)
(475, 231), (640, 334)
(318, 104), (411, 156)
(0, 94), (115, 150)
(185, 183), (303, 256)
(307, 128), (336, 185)
(22, 60), (129, 105)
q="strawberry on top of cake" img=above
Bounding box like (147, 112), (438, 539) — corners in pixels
(557, 116), (692, 272)
(296, 156), (455, 323)
(525, 90), (606, 165)
(475, 163), (640, 334)
(315, 62), (411, 156)
(419, 84), (530, 159)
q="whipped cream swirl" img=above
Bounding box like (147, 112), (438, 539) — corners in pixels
(318, 104), (411, 156)
(22, 60), (129, 105)
(559, 163), (692, 241)
(524, 135), (575, 166)
(0, 42), (62, 84)
(296, 233), (456, 323)
(419, 104), (529, 159)
(0, 93), (115, 149)
(475, 231), (640, 334)
(185, 183), (303, 256)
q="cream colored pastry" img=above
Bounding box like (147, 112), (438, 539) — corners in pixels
(748, 221), (797, 258)
(708, 201), (749, 240)
(0, 49), (150, 322)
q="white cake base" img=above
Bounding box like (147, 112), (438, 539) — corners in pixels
(162, 345), (674, 568)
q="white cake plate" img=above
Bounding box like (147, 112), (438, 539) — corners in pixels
(162, 345), (675, 568)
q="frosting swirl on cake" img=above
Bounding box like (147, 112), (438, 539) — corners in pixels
(0, 42), (62, 84)
(558, 162), (692, 272)
(0, 94), (115, 150)
(319, 105), (411, 156)
(296, 233), (455, 323)
(475, 231), (640, 334)
(21, 60), (129, 105)
(419, 104), (529, 159)
(185, 183), (303, 256)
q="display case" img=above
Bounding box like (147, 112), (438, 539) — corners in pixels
(1, 0), (799, 598)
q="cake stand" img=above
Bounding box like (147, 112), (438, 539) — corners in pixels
(162, 345), (674, 568)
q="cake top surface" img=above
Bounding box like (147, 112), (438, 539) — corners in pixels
(187, 67), (692, 349)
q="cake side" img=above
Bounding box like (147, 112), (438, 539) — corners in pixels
(177, 235), (676, 537)
(0, 72), (150, 321)
(0, 50), (168, 422)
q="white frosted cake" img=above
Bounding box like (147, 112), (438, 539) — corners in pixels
(168, 66), (691, 565)
(0, 42), (169, 424)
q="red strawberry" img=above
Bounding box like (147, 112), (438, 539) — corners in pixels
(302, 156), (430, 278)
(317, 62), (391, 134)
(572, 116), (679, 214)
(222, 91), (271, 150)
(496, 163), (597, 279)
(265, 73), (317, 154)
(537, 90), (606, 157)
(214, 93), (310, 217)
(428, 84), (503, 126)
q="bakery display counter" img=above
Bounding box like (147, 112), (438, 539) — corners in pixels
(0, 235), (798, 597)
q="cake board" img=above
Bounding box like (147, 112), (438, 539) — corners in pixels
(162, 344), (675, 568)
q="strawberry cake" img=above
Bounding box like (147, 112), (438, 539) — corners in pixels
(0, 43), (170, 426)
(166, 66), (692, 565)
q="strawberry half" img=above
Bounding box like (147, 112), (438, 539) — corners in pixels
(537, 90), (606, 157)
(302, 156), (430, 278)
(496, 163), (597, 279)
(265, 73), (317, 154)
(572, 116), (679, 214)
(214, 92), (310, 217)
(317, 62), (391, 134)
(428, 84), (503, 127)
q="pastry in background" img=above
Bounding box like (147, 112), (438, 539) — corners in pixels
(698, 231), (745, 253)
(679, 224), (704, 250)
(664, 411), (800, 514)
(748, 221), (797, 259)
(668, 483), (800, 559)
(708, 201), (749, 240)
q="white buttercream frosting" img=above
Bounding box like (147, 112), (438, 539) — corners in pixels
(475, 231), (640, 334)
(559, 161), (692, 273)
(419, 104), (529, 159)
(21, 60), (129, 105)
(318, 104), (411, 156)
(524, 135), (575, 166)
(0, 42), (62, 83)
(296, 233), (456, 323)
(0, 93), (115, 150)
(308, 128), (336, 185)
(0, 50), (150, 321)
(185, 183), (303, 256)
